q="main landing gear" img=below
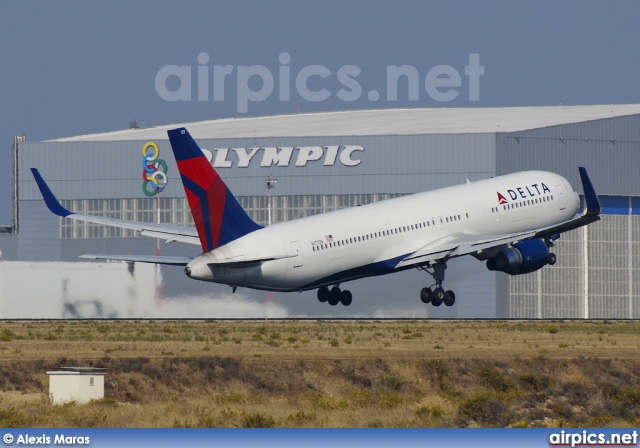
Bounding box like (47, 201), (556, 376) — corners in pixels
(317, 285), (352, 306)
(418, 260), (456, 307)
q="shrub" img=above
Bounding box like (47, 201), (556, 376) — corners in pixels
(310, 393), (348, 411)
(378, 391), (403, 409)
(478, 367), (515, 393)
(0, 407), (32, 427)
(380, 375), (403, 391)
(241, 412), (276, 428)
(286, 411), (315, 425)
(518, 372), (550, 392)
(460, 391), (513, 426)
(616, 386), (639, 406)
(0, 329), (19, 342)
(415, 405), (442, 418)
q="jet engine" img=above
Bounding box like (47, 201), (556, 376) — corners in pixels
(486, 239), (555, 275)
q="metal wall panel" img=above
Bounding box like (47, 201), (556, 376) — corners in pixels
(18, 134), (496, 201)
(588, 216), (629, 319)
(510, 227), (585, 319)
(496, 114), (640, 196)
(17, 201), (60, 261)
(510, 213), (640, 319)
(0, 234), (18, 260)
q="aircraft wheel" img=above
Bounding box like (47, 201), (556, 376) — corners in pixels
(444, 290), (456, 307)
(317, 286), (330, 303)
(340, 290), (353, 306)
(431, 287), (444, 307)
(547, 253), (557, 266)
(328, 287), (341, 306)
(420, 287), (432, 304)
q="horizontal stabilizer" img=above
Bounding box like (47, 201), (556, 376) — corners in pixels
(79, 254), (192, 266)
(208, 254), (296, 268)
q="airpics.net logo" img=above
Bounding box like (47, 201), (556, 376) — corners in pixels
(155, 52), (484, 113)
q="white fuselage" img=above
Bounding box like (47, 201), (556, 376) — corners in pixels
(186, 171), (580, 291)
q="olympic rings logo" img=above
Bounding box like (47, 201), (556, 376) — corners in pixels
(142, 142), (168, 196)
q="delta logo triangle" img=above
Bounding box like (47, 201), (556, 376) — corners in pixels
(497, 192), (508, 205)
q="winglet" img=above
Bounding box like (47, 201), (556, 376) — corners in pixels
(579, 167), (601, 217)
(30, 168), (73, 217)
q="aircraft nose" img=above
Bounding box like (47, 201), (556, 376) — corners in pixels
(184, 266), (192, 277)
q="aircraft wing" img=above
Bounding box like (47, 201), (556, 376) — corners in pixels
(396, 167), (601, 269)
(394, 230), (537, 268)
(31, 168), (200, 245)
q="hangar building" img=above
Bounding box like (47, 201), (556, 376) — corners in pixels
(3, 105), (640, 318)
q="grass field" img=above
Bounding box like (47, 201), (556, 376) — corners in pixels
(1, 319), (640, 427)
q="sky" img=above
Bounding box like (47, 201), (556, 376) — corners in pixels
(2, 1), (640, 224)
(1, 1), (640, 317)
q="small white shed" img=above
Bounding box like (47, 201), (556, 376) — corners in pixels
(46, 367), (106, 404)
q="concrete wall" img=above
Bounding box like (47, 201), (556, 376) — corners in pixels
(48, 372), (105, 404)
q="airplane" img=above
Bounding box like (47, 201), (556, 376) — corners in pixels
(31, 127), (601, 308)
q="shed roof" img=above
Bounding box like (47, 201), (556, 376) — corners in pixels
(47, 367), (106, 375)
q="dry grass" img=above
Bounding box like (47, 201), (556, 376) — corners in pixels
(1, 320), (640, 427)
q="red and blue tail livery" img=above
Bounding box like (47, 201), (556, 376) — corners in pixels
(167, 128), (262, 252)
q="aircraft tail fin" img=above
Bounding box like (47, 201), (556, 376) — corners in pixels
(167, 127), (263, 252)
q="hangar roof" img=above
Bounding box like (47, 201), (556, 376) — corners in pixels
(50, 104), (640, 142)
